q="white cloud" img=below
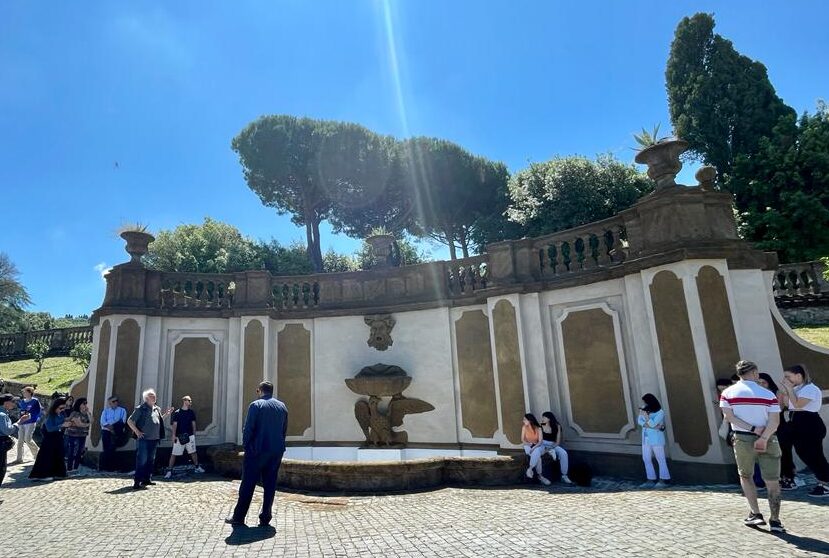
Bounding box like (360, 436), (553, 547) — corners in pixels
(94, 262), (112, 282)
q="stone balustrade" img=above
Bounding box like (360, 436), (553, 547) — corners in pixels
(531, 215), (627, 278)
(773, 261), (829, 298)
(95, 186), (770, 320)
(0, 326), (93, 361)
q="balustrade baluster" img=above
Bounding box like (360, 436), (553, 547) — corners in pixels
(610, 226), (626, 263)
(582, 234), (596, 269)
(596, 230), (612, 266)
(538, 248), (546, 277)
(561, 241), (572, 272)
(548, 245), (560, 274)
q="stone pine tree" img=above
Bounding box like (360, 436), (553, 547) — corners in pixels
(666, 12), (795, 191)
(402, 137), (509, 259)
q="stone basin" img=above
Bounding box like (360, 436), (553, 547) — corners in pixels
(345, 363), (412, 396)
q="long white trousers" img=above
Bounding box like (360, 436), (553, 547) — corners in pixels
(642, 442), (670, 480)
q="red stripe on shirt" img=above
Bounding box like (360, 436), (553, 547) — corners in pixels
(720, 396), (778, 406)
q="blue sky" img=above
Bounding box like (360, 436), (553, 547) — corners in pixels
(1, 1), (827, 316)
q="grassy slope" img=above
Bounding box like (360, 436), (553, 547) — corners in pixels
(0, 357), (83, 393)
(792, 324), (829, 348)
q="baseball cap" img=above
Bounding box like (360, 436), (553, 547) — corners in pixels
(0, 393), (20, 403)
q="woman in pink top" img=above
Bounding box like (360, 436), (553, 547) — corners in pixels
(521, 413), (550, 485)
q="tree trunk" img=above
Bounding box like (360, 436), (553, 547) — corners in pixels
(444, 227), (458, 260)
(458, 227), (470, 259)
(304, 219), (323, 273)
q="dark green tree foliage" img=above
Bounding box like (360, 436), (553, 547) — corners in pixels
(507, 155), (652, 237)
(145, 218), (259, 273)
(403, 138), (509, 259)
(0, 253), (30, 334)
(732, 105), (829, 262)
(666, 13), (795, 187)
(253, 240), (314, 276)
(233, 116), (402, 271)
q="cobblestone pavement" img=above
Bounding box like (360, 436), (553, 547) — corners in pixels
(2, 447), (828, 557)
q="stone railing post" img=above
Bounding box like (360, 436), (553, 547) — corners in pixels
(238, 270), (272, 309)
(484, 241), (517, 286)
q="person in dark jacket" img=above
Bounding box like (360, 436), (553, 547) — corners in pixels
(226, 381), (288, 528)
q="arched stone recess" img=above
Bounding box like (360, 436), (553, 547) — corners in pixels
(695, 266), (741, 379)
(492, 299), (527, 445)
(167, 333), (222, 443)
(241, 319), (265, 426)
(554, 303), (635, 438)
(453, 309), (499, 440)
(770, 305), (829, 387)
(648, 270), (712, 457)
(276, 323), (312, 438)
(90, 320), (111, 447)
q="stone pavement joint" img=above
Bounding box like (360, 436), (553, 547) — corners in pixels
(1, 448), (828, 557)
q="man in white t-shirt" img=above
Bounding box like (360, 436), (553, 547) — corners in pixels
(720, 360), (784, 533)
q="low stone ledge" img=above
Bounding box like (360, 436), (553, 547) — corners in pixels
(210, 446), (525, 492)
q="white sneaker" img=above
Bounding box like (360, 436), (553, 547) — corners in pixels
(164, 471), (172, 479)
(194, 466), (205, 474)
(525, 468), (534, 479)
(561, 475), (573, 485)
(539, 476), (551, 486)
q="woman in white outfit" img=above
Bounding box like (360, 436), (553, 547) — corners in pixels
(638, 393), (671, 488)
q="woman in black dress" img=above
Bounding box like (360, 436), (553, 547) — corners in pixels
(29, 397), (71, 481)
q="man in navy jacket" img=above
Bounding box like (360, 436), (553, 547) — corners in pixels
(227, 381), (288, 527)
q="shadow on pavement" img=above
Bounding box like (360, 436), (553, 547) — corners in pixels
(768, 532), (829, 554)
(225, 525), (276, 546)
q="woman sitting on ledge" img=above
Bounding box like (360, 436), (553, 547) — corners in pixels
(539, 411), (573, 485)
(522, 414), (551, 485)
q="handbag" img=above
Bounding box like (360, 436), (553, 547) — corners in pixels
(0, 435), (14, 452)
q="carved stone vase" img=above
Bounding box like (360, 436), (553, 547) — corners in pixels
(634, 139), (689, 190)
(365, 234), (395, 268)
(119, 231), (155, 264)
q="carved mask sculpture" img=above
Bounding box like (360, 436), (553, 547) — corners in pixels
(365, 314), (395, 351)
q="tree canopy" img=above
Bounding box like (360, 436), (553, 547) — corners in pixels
(0, 252), (31, 333)
(507, 154), (652, 237)
(666, 13), (795, 184)
(666, 12), (828, 262)
(732, 104), (829, 262)
(403, 137), (510, 259)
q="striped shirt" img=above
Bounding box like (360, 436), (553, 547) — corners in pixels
(719, 380), (780, 433)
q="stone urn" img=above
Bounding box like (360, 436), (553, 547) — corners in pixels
(119, 230), (155, 264)
(345, 363), (411, 396)
(365, 233), (395, 268)
(634, 138), (689, 190)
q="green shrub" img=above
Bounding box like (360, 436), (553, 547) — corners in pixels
(26, 339), (50, 372)
(69, 342), (93, 372)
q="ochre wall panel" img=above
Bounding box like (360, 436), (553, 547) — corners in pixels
(277, 324), (312, 436)
(696, 266), (740, 379)
(773, 315), (829, 387)
(561, 308), (628, 434)
(493, 300), (526, 445)
(455, 310), (498, 438)
(650, 271), (711, 457)
(112, 319), (140, 413)
(172, 338), (216, 430)
(91, 321), (111, 446)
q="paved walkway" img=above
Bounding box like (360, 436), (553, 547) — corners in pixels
(2, 449), (828, 557)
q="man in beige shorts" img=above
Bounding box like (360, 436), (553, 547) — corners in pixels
(720, 360), (784, 533)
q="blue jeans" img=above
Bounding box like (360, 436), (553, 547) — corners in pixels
(134, 438), (159, 484)
(65, 436), (86, 471)
(232, 451), (284, 524)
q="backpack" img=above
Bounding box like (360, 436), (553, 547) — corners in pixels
(568, 462), (593, 487)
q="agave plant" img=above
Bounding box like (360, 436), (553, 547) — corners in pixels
(117, 222), (150, 234)
(633, 124), (671, 149)
(369, 225), (392, 237)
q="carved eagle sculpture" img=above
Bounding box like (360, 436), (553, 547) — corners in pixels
(355, 393), (435, 446)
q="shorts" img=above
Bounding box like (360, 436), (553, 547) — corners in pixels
(733, 433), (781, 481)
(171, 436), (196, 456)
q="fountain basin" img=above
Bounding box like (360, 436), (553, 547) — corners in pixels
(208, 445), (523, 492)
